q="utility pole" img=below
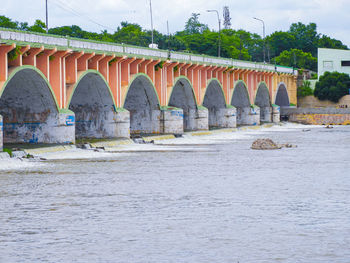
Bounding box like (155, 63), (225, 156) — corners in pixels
(253, 17), (265, 63)
(45, 0), (48, 33)
(207, 10), (221, 57)
(149, 0), (154, 47)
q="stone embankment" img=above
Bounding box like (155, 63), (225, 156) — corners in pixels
(281, 107), (350, 125)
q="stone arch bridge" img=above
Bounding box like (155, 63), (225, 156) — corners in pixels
(0, 28), (297, 148)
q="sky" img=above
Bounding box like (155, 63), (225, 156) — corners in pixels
(1, 0), (350, 46)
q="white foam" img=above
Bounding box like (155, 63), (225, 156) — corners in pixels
(0, 158), (45, 171)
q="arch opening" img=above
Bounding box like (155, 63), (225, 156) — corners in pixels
(275, 84), (290, 107)
(69, 72), (118, 139)
(255, 83), (272, 123)
(124, 75), (160, 135)
(231, 82), (252, 125)
(168, 78), (199, 131)
(0, 68), (61, 144)
(202, 80), (227, 128)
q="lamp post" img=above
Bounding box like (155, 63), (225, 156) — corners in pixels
(45, 0), (48, 33)
(253, 17), (265, 63)
(149, 0), (154, 47)
(207, 9), (221, 57)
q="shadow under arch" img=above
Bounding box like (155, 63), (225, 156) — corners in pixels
(168, 77), (198, 131)
(255, 82), (272, 122)
(68, 70), (118, 139)
(275, 83), (290, 107)
(123, 73), (161, 135)
(202, 78), (227, 128)
(0, 66), (62, 143)
(231, 80), (252, 125)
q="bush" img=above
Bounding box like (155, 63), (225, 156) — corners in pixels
(297, 80), (314, 98)
(314, 71), (350, 102)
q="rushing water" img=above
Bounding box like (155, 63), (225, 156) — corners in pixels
(1, 124), (350, 263)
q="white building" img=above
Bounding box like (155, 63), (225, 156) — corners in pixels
(318, 48), (350, 77)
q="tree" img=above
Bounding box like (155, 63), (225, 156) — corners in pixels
(275, 49), (317, 71)
(289, 22), (320, 56)
(318, 35), (348, 50)
(0, 15), (19, 29)
(266, 31), (296, 57)
(314, 71), (350, 102)
(184, 13), (208, 35)
(297, 80), (314, 98)
(28, 19), (46, 33)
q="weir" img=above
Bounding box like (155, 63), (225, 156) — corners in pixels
(0, 28), (297, 146)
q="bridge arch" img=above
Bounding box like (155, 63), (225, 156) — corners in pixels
(168, 77), (199, 131)
(231, 80), (251, 125)
(254, 82), (272, 122)
(202, 78), (227, 128)
(68, 70), (118, 139)
(275, 82), (290, 107)
(123, 73), (161, 135)
(0, 66), (61, 143)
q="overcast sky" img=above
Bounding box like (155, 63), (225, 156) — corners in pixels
(1, 0), (349, 46)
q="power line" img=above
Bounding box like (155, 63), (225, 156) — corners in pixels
(48, 0), (116, 31)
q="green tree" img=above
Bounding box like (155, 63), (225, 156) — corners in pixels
(318, 35), (348, 50)
(266, 31), (296, 57)
(314, 71), (350, 102)
(275, 49), (317, 71)
(0, 15), (18, 29)
(28, 19), (46, 33)
(297, 80), (314, 98)
(289, 22), (320, 56)
(184, 13), (208, 35)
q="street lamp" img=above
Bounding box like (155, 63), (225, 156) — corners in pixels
(45, 0), (48, 33)
(149, 0), (154, 47)
(253, 17), (265, 63)
(207, 9), (221, 57)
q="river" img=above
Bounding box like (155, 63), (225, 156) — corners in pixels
(1, 123), (350, 263)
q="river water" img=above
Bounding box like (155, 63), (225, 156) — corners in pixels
(1, 124), (350, 263)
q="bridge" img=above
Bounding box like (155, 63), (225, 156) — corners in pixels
(0, 28), (297, 149)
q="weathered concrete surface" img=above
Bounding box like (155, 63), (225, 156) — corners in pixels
(161, 107), (184, 134)
(231, 82), (258, 126)
(0, 114), (2, 151)
(272, 105), (281, 123)
(203, 80), (231, 128)
(236, 106), (260, 126)
(124, 76), (161, 135)
(70, 72), (122, 139)
(275, 84), (290, 107)
(298, 95), (350, 108)
(195, 107), (209, 131)
(169, 79), (208, 131)
(0, 68), (75, 144)
(114, 110), (130, 138)
(281, 107), (350, 125)
(255, 83), (272, 123)
(217, 107), (237, 128)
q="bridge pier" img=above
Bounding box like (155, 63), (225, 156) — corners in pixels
(161, 107), (184, 135)
(272, 105), (281, 123)
(236, 105), (260, 126)
(0, 115), (3, 151)
(207, 106), (237, 128)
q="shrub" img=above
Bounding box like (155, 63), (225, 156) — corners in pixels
(297, 80), (314, 98)
(314, 71), (350, 102)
